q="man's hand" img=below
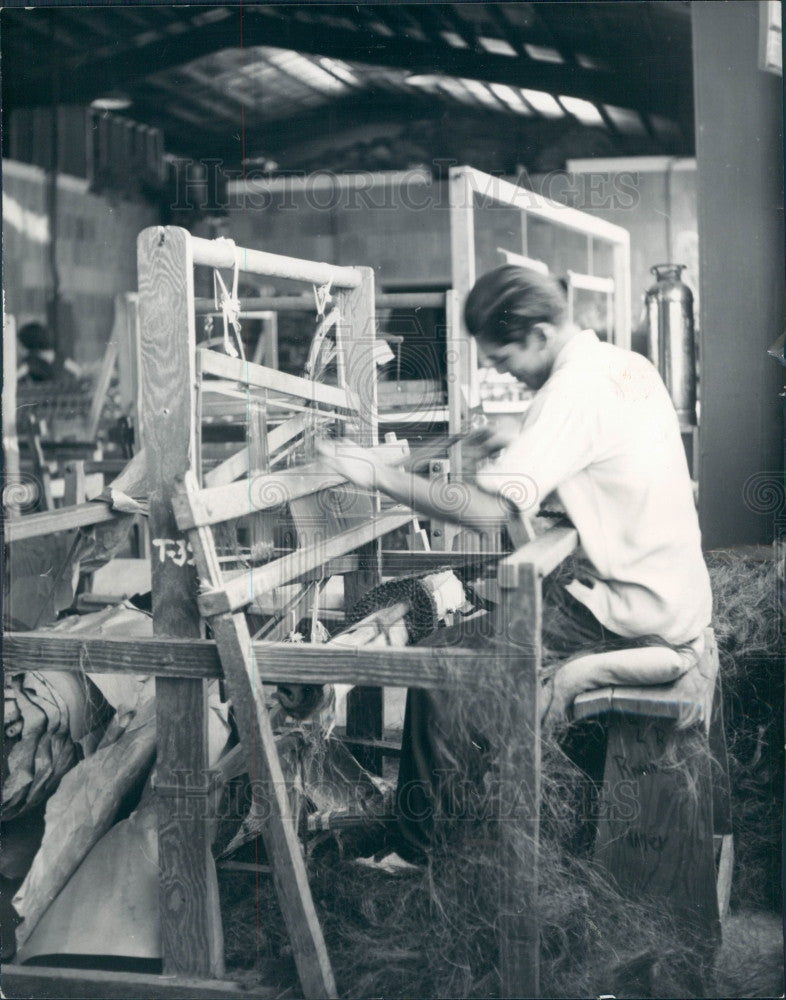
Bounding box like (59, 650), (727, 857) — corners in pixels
(317, 436), (511, 536)
(462, 425), (516, 468)
(315, 439), (380, 491)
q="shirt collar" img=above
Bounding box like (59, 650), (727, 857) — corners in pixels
(550, 328), (600, 376)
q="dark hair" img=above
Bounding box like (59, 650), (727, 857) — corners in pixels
(464, 265), (567, 346)
(18, 321), (53, 352)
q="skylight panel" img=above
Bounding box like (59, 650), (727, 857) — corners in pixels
(520, 89), (564, 117)
(319, 57), (359, 86)
(191, 8), (232, 26)
(365, 18), (394, 36)
(461, 78), (503, 108)
(436, 77), (476, 103)
(489, 83), (533, 115)
(479, 35), (518, 56)
(603, 104), (647, 135)
(559, 96), (605, 127)
(576, 53), (606, 71)
(405, 73), (443, 92)
(263, 49), (348, 94)
(524, 44), (564, 64)
(441, 31), (469, 48)
(404, 22), (427, 41)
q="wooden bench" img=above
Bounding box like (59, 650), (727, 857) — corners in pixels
(573, 628), (733, 956)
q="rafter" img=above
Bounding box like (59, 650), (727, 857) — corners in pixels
(7, 5), (682, 120)
(180, 90), (583, 168)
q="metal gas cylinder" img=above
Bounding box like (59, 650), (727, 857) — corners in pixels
(645, 263), (697, 424)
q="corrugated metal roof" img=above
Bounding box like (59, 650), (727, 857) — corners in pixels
(3, 3), (694, 171)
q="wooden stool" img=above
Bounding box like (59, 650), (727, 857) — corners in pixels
(573, 629), (730, 983)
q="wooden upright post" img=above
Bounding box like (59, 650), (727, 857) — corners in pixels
(114, 292), (143, 445)
(3, 308), (20, 517)
(247, 402), (277, 563)
(340, 267), (384, 773)
(447, 169), (479, 481)
(495, 562), (541, 998)
(137, 226), (224, 978)
(447, 170), (478, 554)
(612, 239), (631, 350)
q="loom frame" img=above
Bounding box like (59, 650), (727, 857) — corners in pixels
(4, 226), (582, 1000)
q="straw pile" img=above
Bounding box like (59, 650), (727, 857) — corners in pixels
(706, 551), (783, 913)
(218, 548), (783, 997)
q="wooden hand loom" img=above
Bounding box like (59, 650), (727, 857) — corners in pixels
(4, 227), (577, 1000)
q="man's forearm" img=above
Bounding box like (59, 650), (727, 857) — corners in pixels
(374, 465), (509, 534)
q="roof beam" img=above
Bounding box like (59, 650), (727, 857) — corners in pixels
(178, 90), (591, 169)
(7, 6), (681, 119)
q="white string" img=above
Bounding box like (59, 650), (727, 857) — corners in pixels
(310, 576), (325, 644)
(212, 239), (245, 360)
(305, 307), (340, 379)
(305, 279), (341, 458)
(313, 278), (333, 318)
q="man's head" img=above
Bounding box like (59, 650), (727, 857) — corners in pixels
(464, 265), (572, 389)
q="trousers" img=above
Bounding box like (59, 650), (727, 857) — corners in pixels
(393, 581), (625, 859)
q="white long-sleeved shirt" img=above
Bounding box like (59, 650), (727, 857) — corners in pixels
(476, 329), (712, 645)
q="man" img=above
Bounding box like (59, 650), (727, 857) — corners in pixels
(323, 264), (710, 663)
(319, 265), (712, 851)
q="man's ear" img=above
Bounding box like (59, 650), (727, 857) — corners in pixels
(529, 322), (552, 345)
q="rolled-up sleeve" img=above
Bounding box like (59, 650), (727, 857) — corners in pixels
(475, 376), (600, 515)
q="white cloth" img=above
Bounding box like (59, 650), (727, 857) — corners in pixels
(477, 329), (712, 645)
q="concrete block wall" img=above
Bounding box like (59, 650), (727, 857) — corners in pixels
(2, 159), (158, 366)
(215, 171), (452, 291)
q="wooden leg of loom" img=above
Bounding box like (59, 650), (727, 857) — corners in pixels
(138, 226), (225, 978)
(495, 563), (541, 999)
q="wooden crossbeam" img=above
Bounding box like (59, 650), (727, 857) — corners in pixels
(194, 292), (446, 314)
(4, 499), (119, 542)
(3, 633), (501, 688)
(174, 443), (408, 530)
(177, 464), (348, 527)
(203, 414), (307, 488)
(190, 233), (362, 289)
(497, 526), (578, 587)
(0, 965), (280, 1000)
(198, 350), (351, 412)
(196, 506), (416, 616)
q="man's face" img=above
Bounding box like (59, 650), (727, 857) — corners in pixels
(477, 326), (556, 390)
